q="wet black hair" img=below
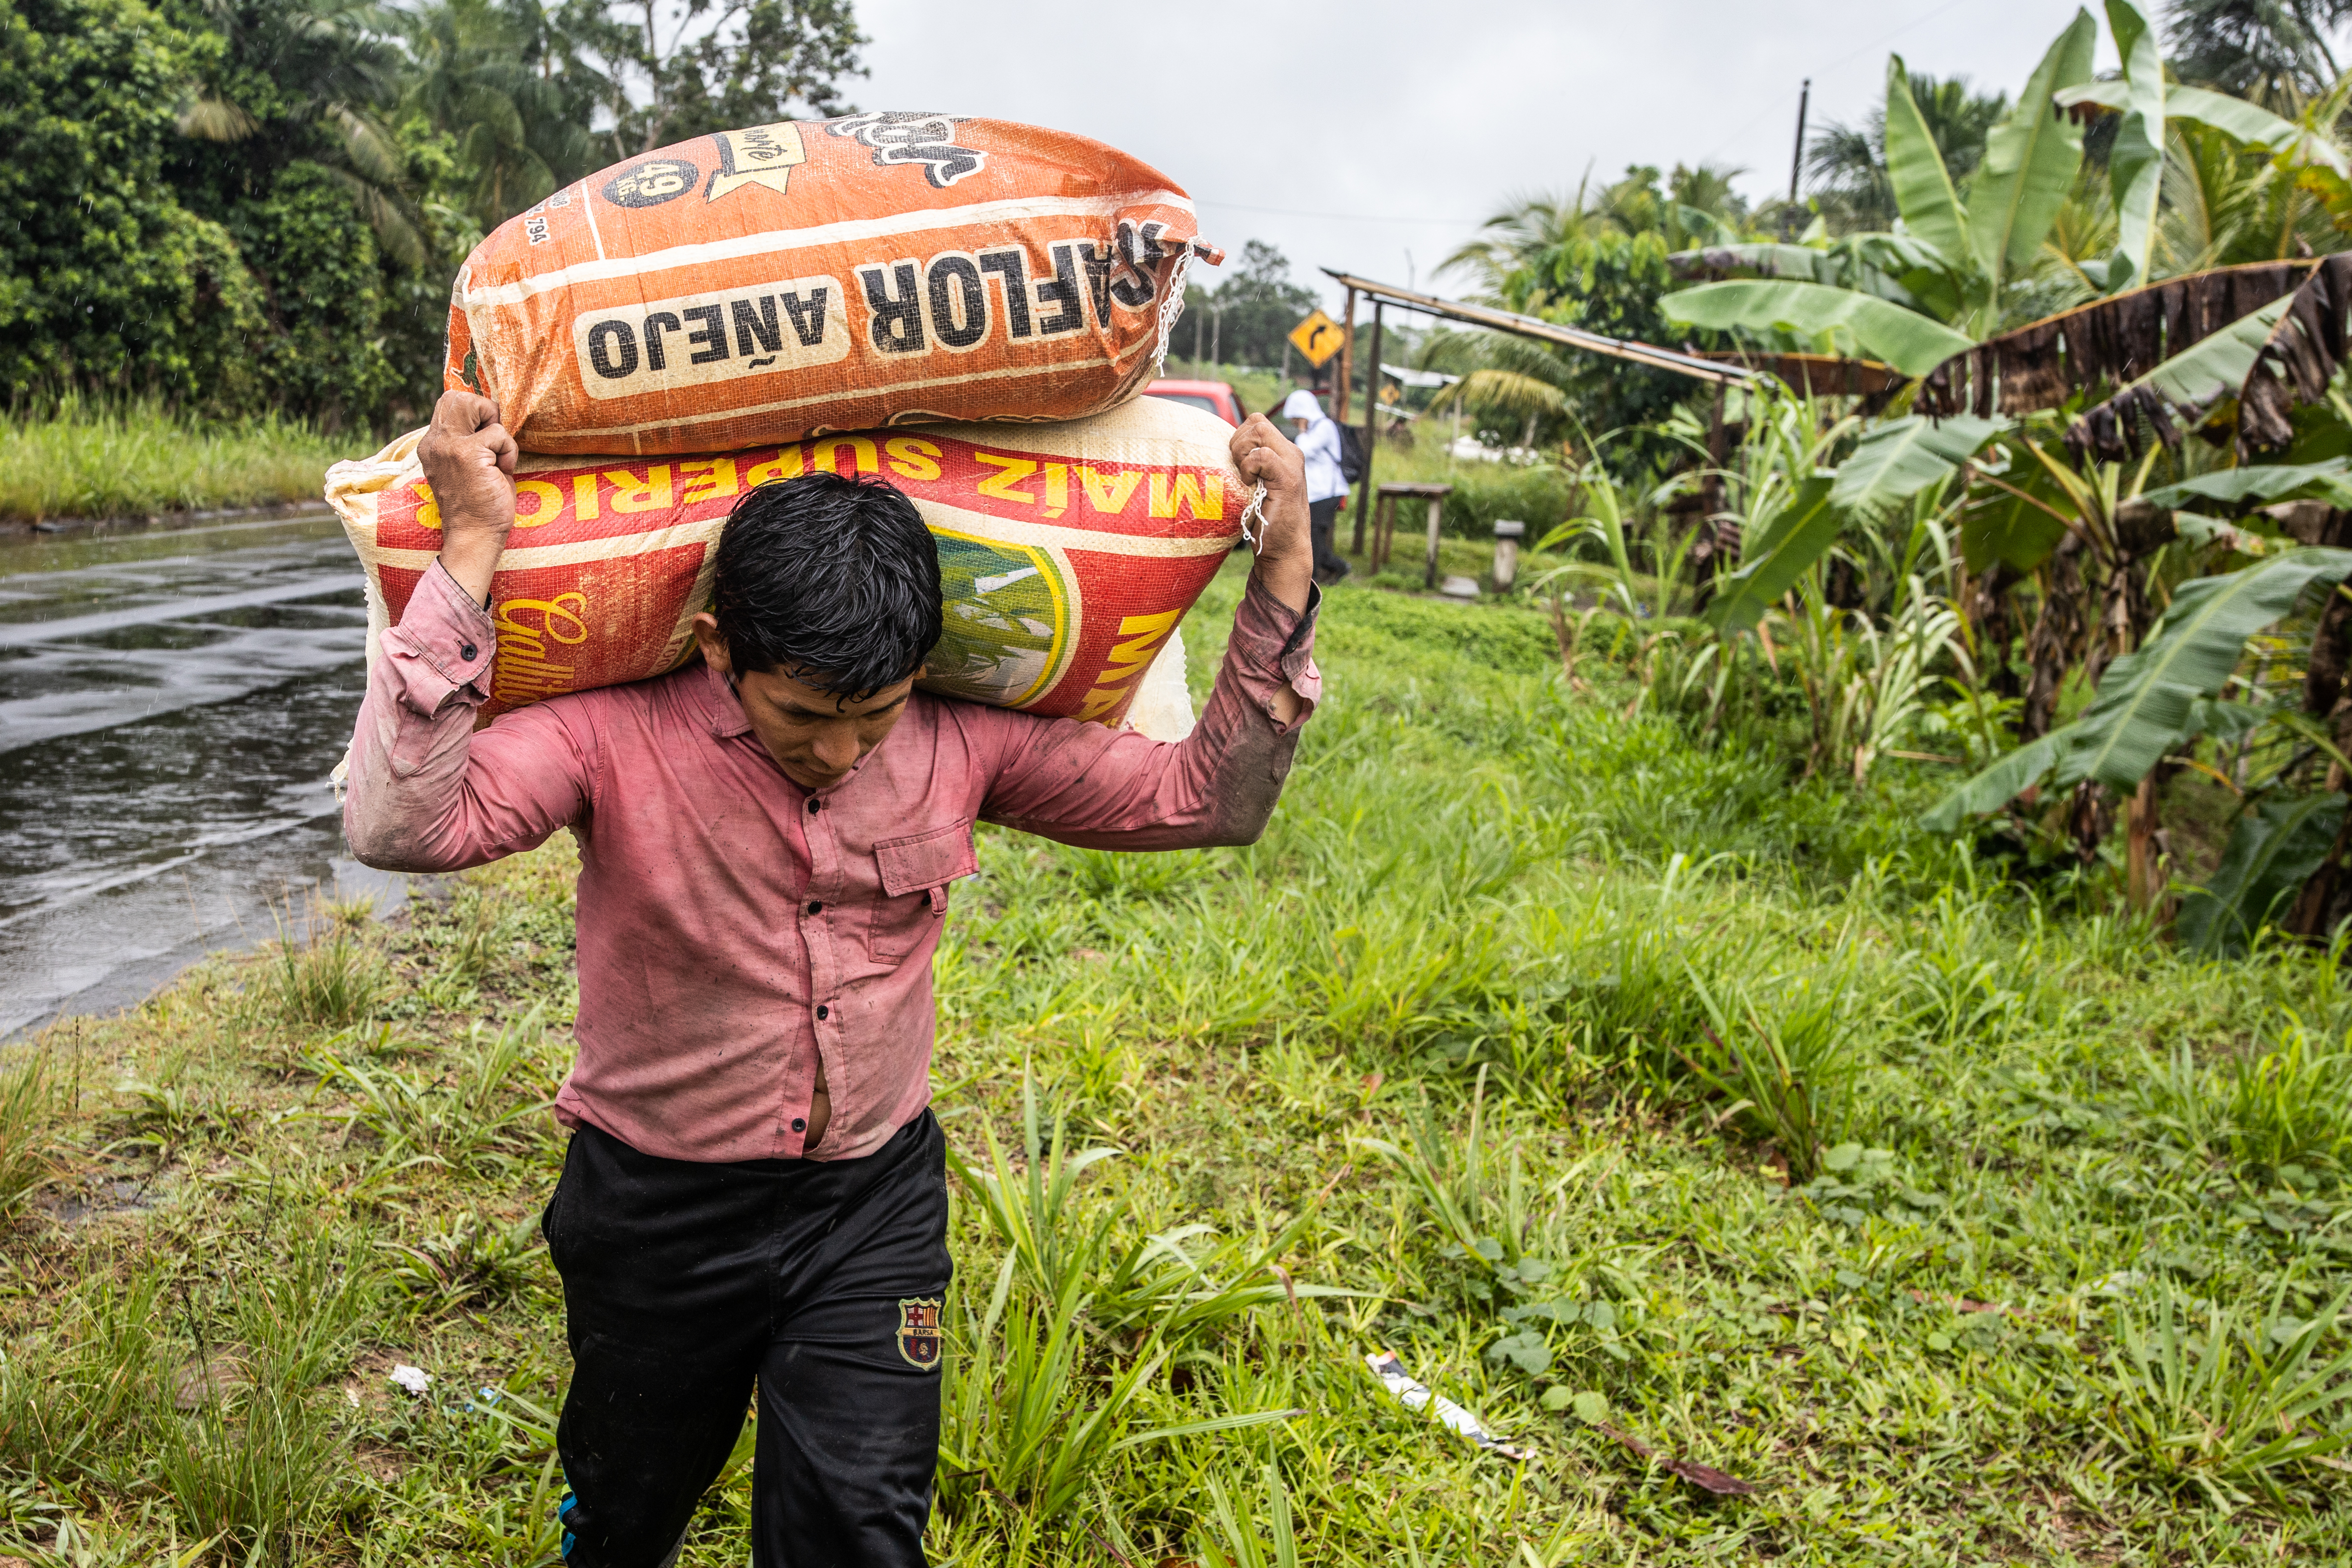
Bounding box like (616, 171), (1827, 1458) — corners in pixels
(711, 471), (943, 701)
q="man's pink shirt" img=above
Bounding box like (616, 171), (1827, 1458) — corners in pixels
(342, 562), (1320, 1163)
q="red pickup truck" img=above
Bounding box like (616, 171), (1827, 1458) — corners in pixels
(1146, 378), (1245, 426)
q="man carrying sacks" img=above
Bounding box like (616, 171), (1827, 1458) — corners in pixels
(342, 389), (1321, 1567)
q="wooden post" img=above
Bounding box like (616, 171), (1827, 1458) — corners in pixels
(1338, 289), (1356, 421)
(2126, 774), (2161, 915)
(1353, 300), (1384, 556)
(1423, 494), (1444, 589)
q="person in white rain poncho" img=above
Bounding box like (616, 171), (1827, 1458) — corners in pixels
(1282, 388), (1352, 584)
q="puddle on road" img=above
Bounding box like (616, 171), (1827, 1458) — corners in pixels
(0, 513), (404, 1038)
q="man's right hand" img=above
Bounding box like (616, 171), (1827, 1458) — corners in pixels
(418, 390), (521, 604)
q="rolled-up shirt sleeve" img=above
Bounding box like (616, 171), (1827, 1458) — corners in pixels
(342, 560), (592, 872)
(976, 576), (1321, 849)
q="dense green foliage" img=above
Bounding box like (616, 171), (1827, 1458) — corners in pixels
(0, 0), (867, 429)
(0, 0), (263, 407)
(5, 562), (2351, 1562)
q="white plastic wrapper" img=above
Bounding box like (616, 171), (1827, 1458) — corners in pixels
(1362, 1349), (1530, 1461)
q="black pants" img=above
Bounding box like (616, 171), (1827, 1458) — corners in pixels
(1309, 495), (1352, 581)
(544, 1112), (951, 1568)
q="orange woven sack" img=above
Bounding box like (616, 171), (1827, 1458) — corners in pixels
(447, 115), (1216, 456)
(324, 396), (1245, 728)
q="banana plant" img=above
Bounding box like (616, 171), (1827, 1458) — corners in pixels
(1924, 547), (2352, 829)
(1706, 408), (2004, 634)
(1660, 9), (2098, 366)
(1661, 0), (2339, 366)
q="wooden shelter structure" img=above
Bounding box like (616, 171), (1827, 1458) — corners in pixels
(1316, 271), (1885, 557)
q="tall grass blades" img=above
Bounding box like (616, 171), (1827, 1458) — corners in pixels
(938, 1073), (1303, 1534)
(154, 1233), (375, 1562)
(1191, 1463), (1300, 1568)
(2100, 1281), (2352, 1505)
(0, 398), (352, 522)
(1356, 1069), (1542, 1283)
(0, 1051), (59, 1220)
(935, 1266), (1299, 1530)
(153, 1381), (345, 1565)
(2141, 1022), (2352, 1182)
(306, 1010), (556, 1179)
(2220, 1023), (2352, 1178)
(0, 1268), (170, 1478)
(263, 893), (387, 1026)
(1683, 961), (1859, 1183)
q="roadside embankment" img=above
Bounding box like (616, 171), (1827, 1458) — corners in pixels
(1, 401), (355, 527)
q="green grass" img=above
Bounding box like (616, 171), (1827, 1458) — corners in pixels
(5, 557), (2352, 1563)
(0, 400), (356, 523)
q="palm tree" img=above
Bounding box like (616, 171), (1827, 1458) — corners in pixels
(1804, 73), (2012, 232)
(404, 0), (601, 229)
(173, 0), (427, 266)
(2165, 0), (2352, 106)
(1438, 165), (1750, 464)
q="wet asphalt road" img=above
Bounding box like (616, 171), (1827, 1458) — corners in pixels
(0, 514), (397, 1038)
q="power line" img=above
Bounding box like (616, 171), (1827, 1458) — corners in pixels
(1192, 198), (1485, 226)
(1697, 0), (1983, 167)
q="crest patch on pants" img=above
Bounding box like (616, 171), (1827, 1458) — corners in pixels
(896, 1297), (943, 1369)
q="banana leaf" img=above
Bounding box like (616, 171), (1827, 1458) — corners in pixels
(2175, 792), (2346, 956)
(1660, 281), (1975, 376)
(2140, 459), (2352, 511)
(2054, 80), (2349, 176)
(1885, 56), (1972, 268)
(1668, 234), (1956, 312)
(1670, 242), (1843, 283)
(1831, 413), (2006, 519)
(1704, 475), (1840, 633)
(2067, 296), (2293, 460)
(2103, 0), (2168, 291)
(1925, 548), (2352, 827)
(1970, 9), (2097, 281)
(1920, 734), (2060, 832)
(2052, 548), (2352, 790)
(1961, 453), (2071, 574)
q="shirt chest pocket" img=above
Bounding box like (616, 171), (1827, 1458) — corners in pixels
(868, 820), (979, 961)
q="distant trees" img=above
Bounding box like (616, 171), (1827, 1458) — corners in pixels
(1436, 164), (1747, 469)
(551, 0), (863, 163)
(1178, 240), (1320, 371)
(0, 0), (868, 427)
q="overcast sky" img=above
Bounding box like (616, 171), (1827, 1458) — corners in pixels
(856, 0), (2113, 317)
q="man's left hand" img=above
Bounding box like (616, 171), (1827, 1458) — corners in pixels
(1230, 414), (1313, 614)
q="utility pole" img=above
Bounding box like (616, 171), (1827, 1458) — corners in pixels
(1789, 78), (1811, 205)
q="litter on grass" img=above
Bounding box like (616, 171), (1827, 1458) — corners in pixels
(1595, 1422), (1757, 1496)
(389, 1364), (433, 1396)
(1362, 1349), (1531, 1461)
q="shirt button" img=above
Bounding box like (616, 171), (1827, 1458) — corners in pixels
(807, 901), (822, 914)
(806, 797), (822, 814)
(816, 1004), (829, 1020)
(459, 642), (478, 661)
(791, 1117), (806, 1133)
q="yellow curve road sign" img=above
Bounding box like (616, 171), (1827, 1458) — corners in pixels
(1288, 310), (1344, 368)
